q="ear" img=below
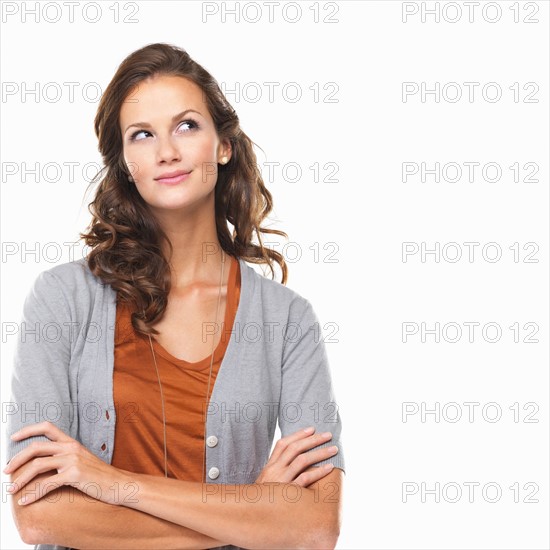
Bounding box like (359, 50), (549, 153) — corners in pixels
(218, 138), (232, 163)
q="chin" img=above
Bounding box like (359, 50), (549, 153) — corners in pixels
(148, 196), (210, 212)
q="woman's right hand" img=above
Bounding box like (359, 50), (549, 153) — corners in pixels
(254, 427), (339, 488)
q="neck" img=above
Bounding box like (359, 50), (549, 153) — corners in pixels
(151, 195), (226, 290)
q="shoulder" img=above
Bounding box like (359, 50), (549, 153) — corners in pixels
(25, 257), (105, 310)
(34, 257), (100, 288)
(240, 259), (316, 323)
(37, 256), (92, 281)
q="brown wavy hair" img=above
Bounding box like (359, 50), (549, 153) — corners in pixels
(80, 42), (288, 336)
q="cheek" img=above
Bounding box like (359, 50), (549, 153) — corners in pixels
(190, 139), (220, 177)
(122, 146), (136, 173)
(123, 148), (154, 180)
(194, 132), (220, 158)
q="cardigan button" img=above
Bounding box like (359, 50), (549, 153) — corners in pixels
(208, 467), (220, 479)
(206, 435), (218, 447)
(101, 443), (107, 451)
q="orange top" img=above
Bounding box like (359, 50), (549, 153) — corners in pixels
(111, 256), (241, 481)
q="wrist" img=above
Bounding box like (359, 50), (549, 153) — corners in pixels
(110, 467), (141, 507)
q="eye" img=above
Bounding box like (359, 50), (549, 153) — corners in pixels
(128, 119), (199, 142)
(177, 119), (199, 133)
(129, 129), (151, 141)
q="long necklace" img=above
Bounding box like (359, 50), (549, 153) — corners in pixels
(143, 250), (226, 481)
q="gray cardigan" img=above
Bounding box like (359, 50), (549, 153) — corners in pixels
(5, 256), (346, 550)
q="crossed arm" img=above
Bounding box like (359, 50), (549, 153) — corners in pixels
(10, 464), (343, 549)
(10, 468), (227, 549)
(8, 277), (344, 548)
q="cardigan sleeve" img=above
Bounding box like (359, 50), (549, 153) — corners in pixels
(278, 297), (346, 473)
(5, 270), (73, 465)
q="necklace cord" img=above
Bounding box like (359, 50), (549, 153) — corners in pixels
(143, 251), (226, 480)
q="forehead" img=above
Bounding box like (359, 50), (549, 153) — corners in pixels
(119, 74), (210, 126)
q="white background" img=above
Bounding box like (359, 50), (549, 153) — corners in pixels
(1, 1), (548, 548)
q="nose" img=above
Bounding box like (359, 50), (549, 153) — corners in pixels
(156, 135), (182, 163)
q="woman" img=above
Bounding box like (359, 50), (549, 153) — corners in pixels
(4, 42), (345, 550)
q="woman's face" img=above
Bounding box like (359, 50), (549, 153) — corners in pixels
(119, 74), (230, 215)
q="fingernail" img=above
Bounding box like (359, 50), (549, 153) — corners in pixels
(303, 427), (314, 434)
(321, 431), (332, 437)
(324, 463), (334, 469)
(329, 446), (338, 453)
(18, 496), (27, 505)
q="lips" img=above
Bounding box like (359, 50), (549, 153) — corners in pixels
(155, 170), (192, 185)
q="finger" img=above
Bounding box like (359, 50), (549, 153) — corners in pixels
(286, 444), (339, 479)
(279, 431), (334, 467)
(9, 421), (70, 444)
(17, 472), (65, 506)
(4, 442), (62, 474)
(268, 427), (318, 463)
(294, 464), (335, 488)
(9, 457), (60, 495)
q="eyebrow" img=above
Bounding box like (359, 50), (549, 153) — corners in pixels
(124, 109), (203, 134)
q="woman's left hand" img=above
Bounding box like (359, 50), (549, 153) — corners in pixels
(4, 421), (133, 506)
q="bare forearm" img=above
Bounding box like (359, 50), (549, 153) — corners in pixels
(10, 471), (228, 549)
(120, 473), (332, 549)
